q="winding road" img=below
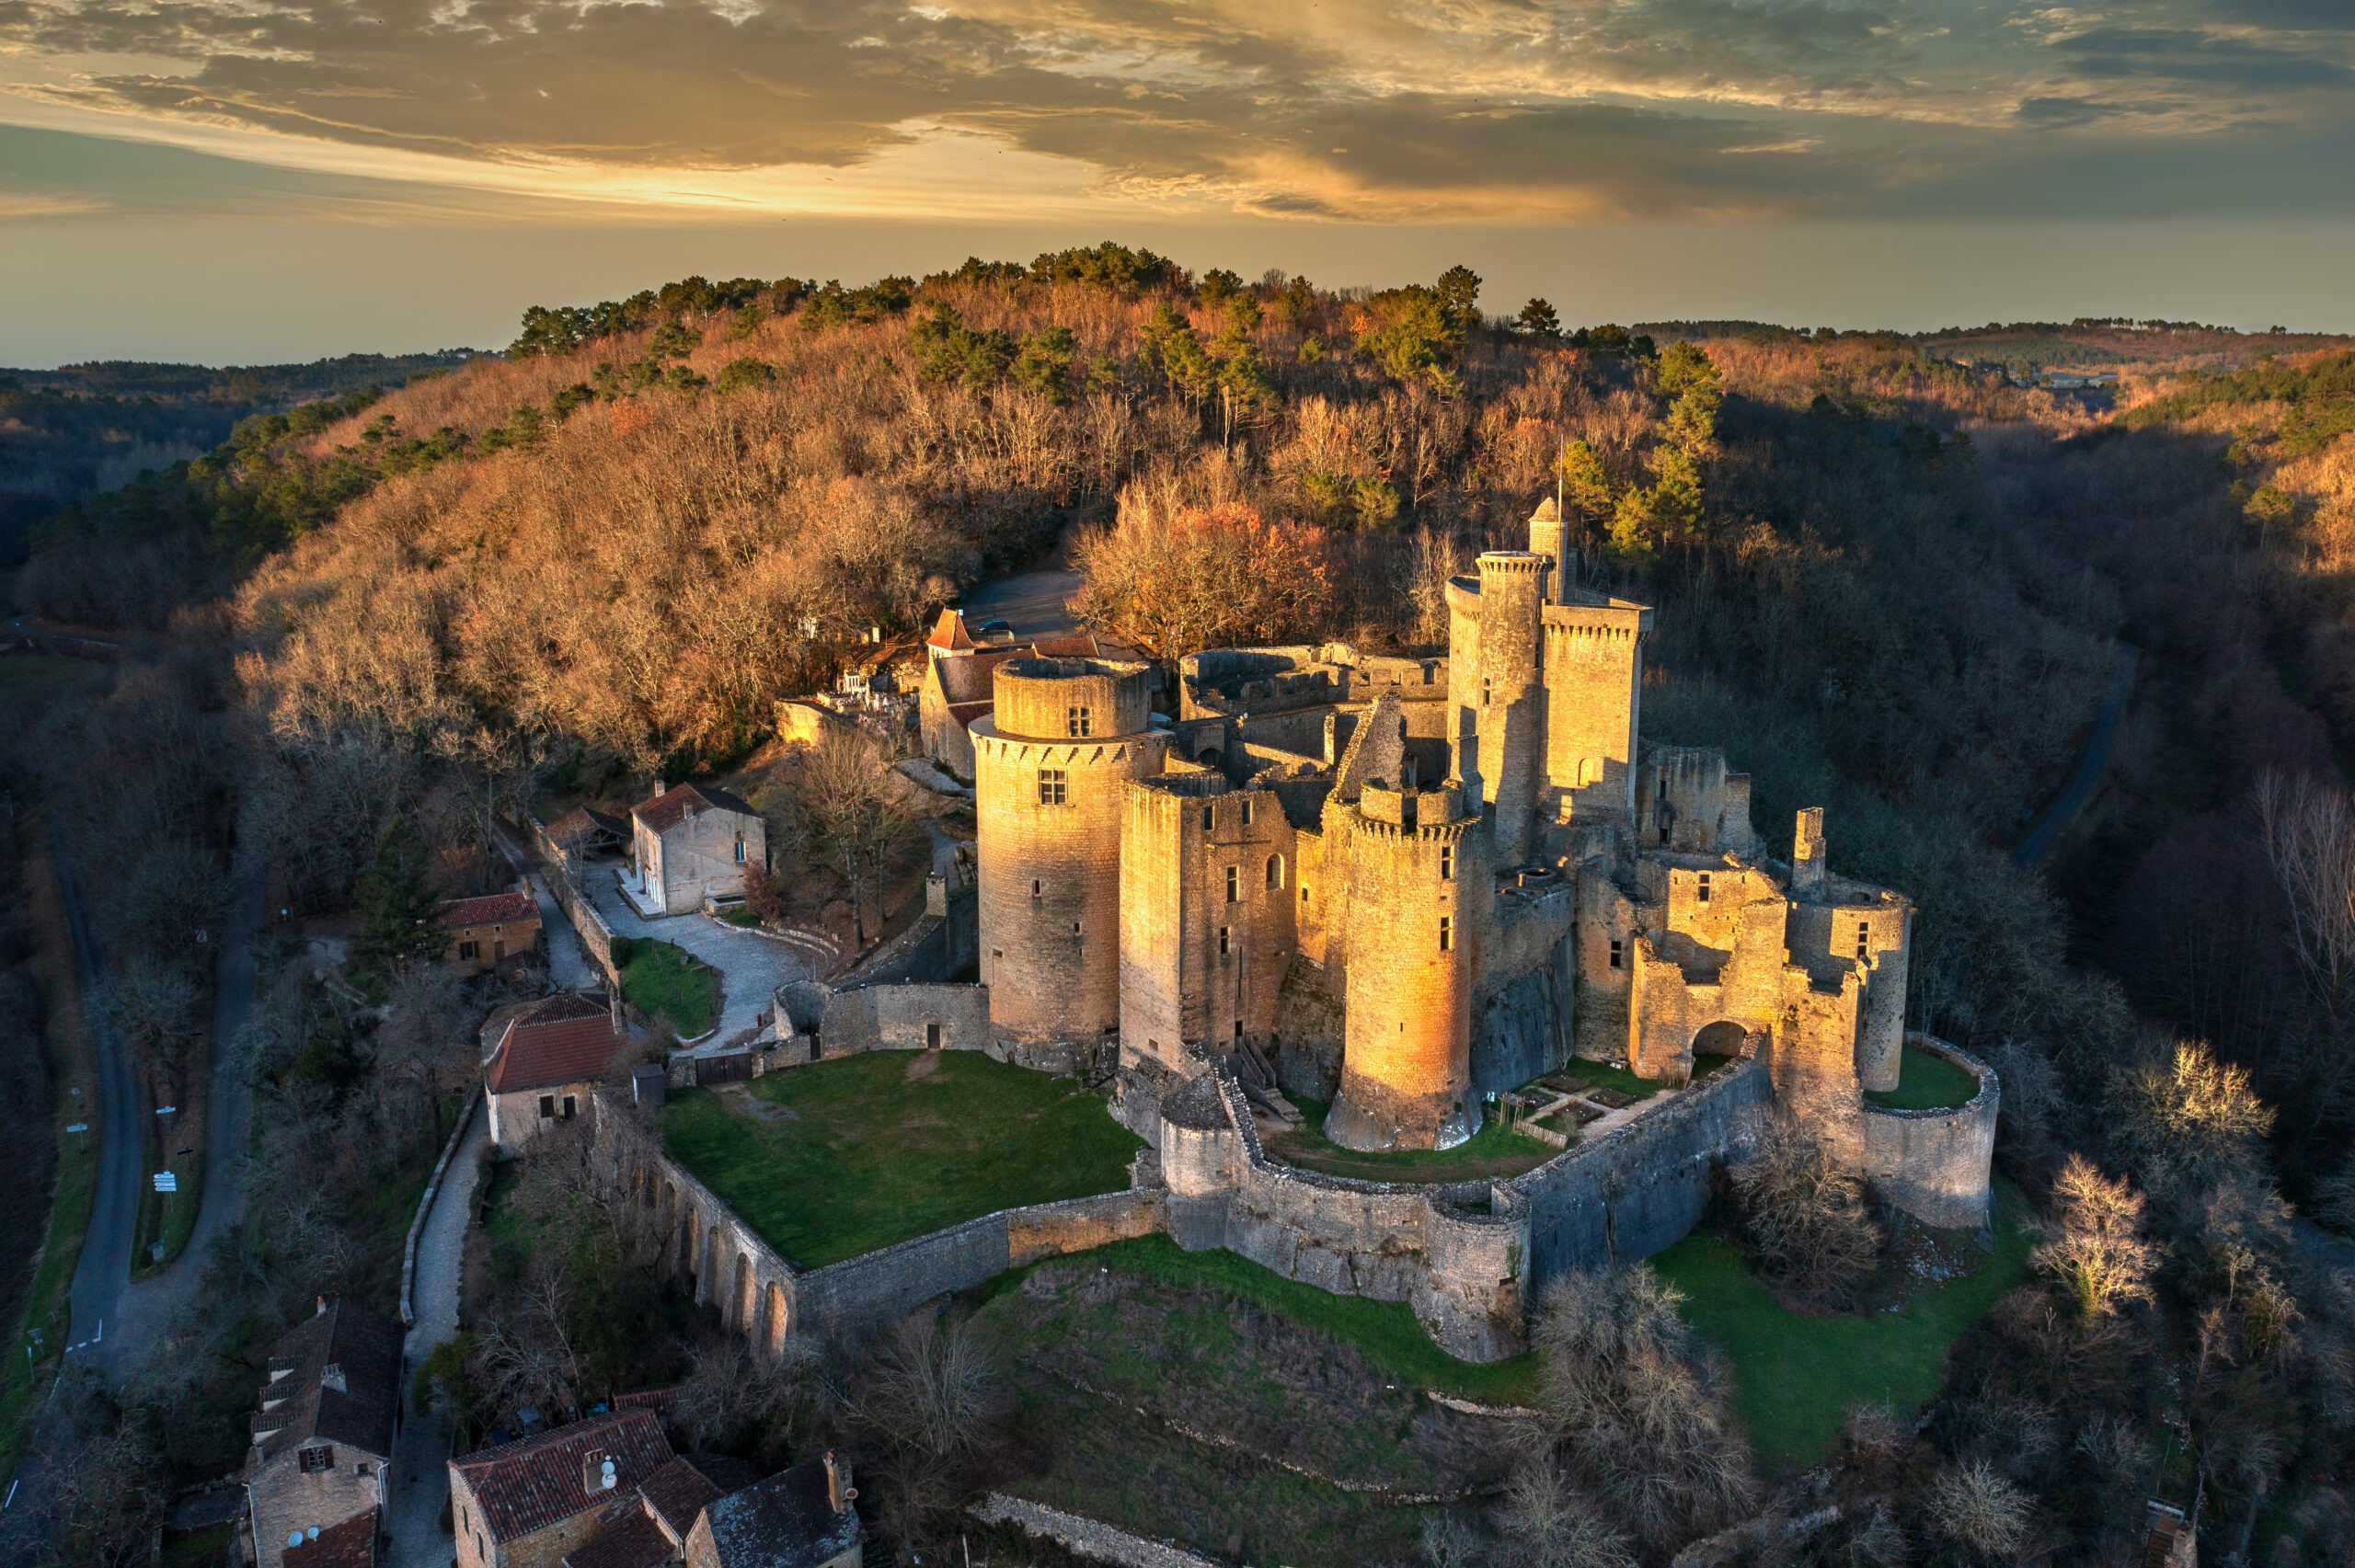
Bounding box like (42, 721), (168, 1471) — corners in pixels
(385, 1105), (485, 1568)
(53, 850), (137, 1378)
(2013, 644), (2140, 869)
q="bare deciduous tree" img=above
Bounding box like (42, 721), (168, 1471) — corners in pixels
(798, 730), (925, 946)
(2030, 1153), (2160, 1322)
(1924, 1459), (2031, 1562)
(1729, 1115), (1882, 1310)
(2257, 769), (2355, 1021)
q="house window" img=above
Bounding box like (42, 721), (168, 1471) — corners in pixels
(1439, 917), (1453, 953)
(458, 940), (479, 961)
(1265, 855), (1283, 890)
(1225, 866), (1240, 903)
(1241, 798), (1255, 826)
(1609, 939), (1624, 969)
(538, 1095), (557, 1119)
(561, 1095), (576, 1119)
(297, 1446), (334, 1474)
(1068, 706), (1092, 738)
(734, 833), (746, 864)
(1696, 873), (1711, 904)
(1038, 769), (1067, 806)
(1439, 845), (1453, 881)
(926, 1023), (941, 1049)
(1218, 926), (1231, 956)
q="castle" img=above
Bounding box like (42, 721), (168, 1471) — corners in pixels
(629, 495), (1995, 1365)
(975, 498), (1934, 1164)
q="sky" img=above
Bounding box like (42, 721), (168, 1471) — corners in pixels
(1, 0), (2350, 364)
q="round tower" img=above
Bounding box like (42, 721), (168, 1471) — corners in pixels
(974, 658), (1166, 1041)
(1476, 551), (1548, 867)
(1328, 783), (1488, 1150)
(1526, 496), (1571, 604)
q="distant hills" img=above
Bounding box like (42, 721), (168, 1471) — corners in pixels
(0, 349), (481, 564)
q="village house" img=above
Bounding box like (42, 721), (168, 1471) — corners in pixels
(442, 887), (543, 977)
(681, 1453), (861, 1568)
(283, 1509), (379, 1568)
(484, 992), (629, 1153)
(449, 1407), (680, 1568)
(546, 807), (630, 865)
(916, 611), (1142, 783)
(623, 783), (766, 918)
(245, 1298), (402, 1568)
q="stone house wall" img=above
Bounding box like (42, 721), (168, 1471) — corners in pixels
(638, 805), (764, 917)
(487, 1079), (596, 1156)
(250, 1447), (385, 1568)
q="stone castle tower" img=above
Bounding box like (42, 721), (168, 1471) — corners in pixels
(972, 658), (1167, 1042)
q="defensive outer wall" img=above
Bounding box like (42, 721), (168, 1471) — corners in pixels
(592, 1029), (1997, 1360)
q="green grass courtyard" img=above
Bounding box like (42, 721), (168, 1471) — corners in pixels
(1864, 1040), (1983, 1111)
(659, 1050), (1143, 1268)
(616, 938), (719, 1037)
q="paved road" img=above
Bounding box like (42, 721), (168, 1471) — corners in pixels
(385, 1104), (486, 1568)
(2013, 644), (2139, 868)
(491, 828), (598, 993)
(959, 564), (1080, 641)
(53, 849), (136, 1378)
(109, 875), (264, 1382)
(585, 867), (820, 1044)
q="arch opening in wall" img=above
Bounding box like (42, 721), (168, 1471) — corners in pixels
(1692, 1020), (1752, 1063)
(764, 1281), (789, 1356)
(1197, 747), (1224, 769)
(680, 1208), (700, 1288)
(733, 1252), (753, 1332)
(1265, 854), (1284, 891)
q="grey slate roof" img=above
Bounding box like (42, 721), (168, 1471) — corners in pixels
(696, 1457), (860, 1568)
(252, 1299), (403, 1463)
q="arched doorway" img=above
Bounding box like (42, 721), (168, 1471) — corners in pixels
(1692, 1020), (1751, 1066)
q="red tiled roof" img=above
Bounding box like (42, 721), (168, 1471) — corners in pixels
(441, 890), (537, 930)
(926, 608), (974, 651)
(453, 1409), (673, 1545)
(562, 1503), (673, 1568)
(631, 782), (761, 835)
(487, 993), (623, 1094)
(638, 1456), (724, 1539)
(283, 1507), (377, 1568)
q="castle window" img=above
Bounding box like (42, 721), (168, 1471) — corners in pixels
(1225, 866), (1240, 903)
(1203, 804), (1215, 830)
(1235, 1021), (1245, 1041)
(1439, 845), (1453, 881)
(1856, 921), (1871, 959)
(1609, 939), (1623, 969)
(1696, 873), (1711, 904)
(1439, 917), (1453, 953)
(1030, 878), (1043, 899)
(1481, 676), (1492, 707)
(1241, 798), (1254, 826)
(1219, 926), (1231, 955)
(1068, 706), (1092, 737)
(1266, 854), (1283, 890)
(1302, 886), (1311, 903)
(1038, 769), (1067, 806)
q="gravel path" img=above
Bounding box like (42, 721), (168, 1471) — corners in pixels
(385, 1105), (488, 1568)
(585, 868), (820, 1043)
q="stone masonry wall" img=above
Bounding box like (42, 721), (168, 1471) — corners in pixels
(1861, 1036), (1999, 1230)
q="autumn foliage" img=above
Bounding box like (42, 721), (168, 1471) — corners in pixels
(1070, 494), (1334, 659)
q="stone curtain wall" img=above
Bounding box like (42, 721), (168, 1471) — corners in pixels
(526, 816), (623, 990)
(1505, 1053), (1773, 1300)
(592, 1089), (1160, 1351)
(1860, 1036), (2000, 1230)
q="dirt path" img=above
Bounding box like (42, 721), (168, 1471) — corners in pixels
(384, 1104), (487, 1568)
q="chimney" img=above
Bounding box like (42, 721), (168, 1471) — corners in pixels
(824, 1450), (853, 1515)
(316, 1295), (327, 1318)
(1792, 807), (1828, 898)
(610, 989), (623, 1032)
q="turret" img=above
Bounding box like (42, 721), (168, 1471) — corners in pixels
(1475, 551), (1549, 866)
(973, 658), (1167, 1041)
(1527, 495), (1572, 605)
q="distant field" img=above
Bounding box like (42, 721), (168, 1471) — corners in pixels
(660, 1051), (1141, 1267)
(0, 653), (108, 702)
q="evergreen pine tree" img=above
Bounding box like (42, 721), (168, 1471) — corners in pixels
(353, 817), (444, 982)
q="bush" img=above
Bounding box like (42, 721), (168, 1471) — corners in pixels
(1729, 1116), (1882, 1310)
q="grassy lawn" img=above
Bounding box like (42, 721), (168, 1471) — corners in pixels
(1865, 1042), (1983, 1111)
(660, 1052), (1143, 1267)
(0, 653), (107, 703)
(618, 939), (718, 1036)
(1653, 1180), (2031, 1471)
(1564, 1056), (1665, 1100)
(1264, 1096), (1557, 1182)
(988, 1232), (1544, 1406)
